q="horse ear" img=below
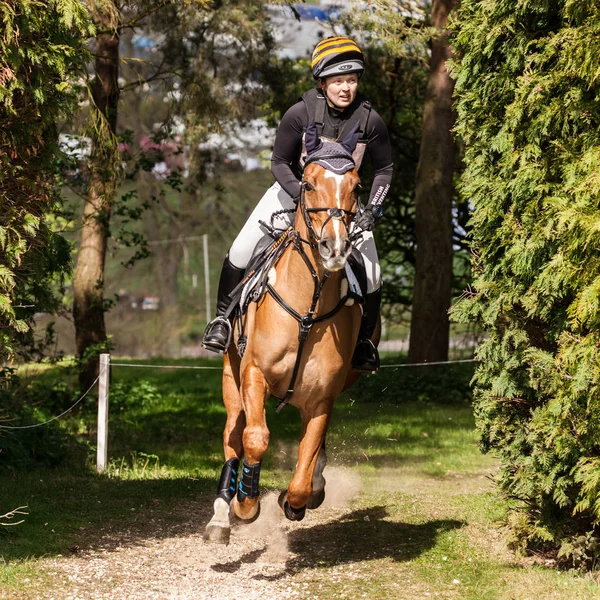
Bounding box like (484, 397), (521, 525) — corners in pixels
(340, 122), (360, 153)
(305, 121), (323, 155)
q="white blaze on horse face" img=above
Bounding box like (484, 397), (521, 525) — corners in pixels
(323, 170), (344, 245)
(323, 170), (343, 208)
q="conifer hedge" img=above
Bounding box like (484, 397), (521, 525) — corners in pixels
(0, 1), (89, 360)
(451, 2), (600, 562)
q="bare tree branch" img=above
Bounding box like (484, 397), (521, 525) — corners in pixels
(0, 505), (29, 526)
(120, 59), (178, 93)
(95, 0), (175, 36)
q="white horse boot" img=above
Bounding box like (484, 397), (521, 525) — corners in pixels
(204, 457), (239, 544)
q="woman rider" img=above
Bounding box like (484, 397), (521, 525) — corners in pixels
(202, 36), (393, 373)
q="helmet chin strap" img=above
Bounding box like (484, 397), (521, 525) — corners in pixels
(321, 86), (347, 111)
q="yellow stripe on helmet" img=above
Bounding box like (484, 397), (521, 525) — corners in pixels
(312, 36), (359, 57)
(313, 36), (346, 54)
(311, 44), (362, 68)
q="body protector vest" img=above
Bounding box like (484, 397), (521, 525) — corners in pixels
(299, 88), (372, 172)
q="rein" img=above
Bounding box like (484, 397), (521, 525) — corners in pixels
(267, 169), (359, 413)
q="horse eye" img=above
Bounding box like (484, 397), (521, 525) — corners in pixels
(304, 182), (314, 192)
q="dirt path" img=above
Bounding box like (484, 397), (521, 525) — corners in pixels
(12, 468), (495, 600)
(36, 494), (315, 600)
(12, 470), (370, 600)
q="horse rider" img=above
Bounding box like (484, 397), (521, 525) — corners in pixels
(202, 36), (394, 373)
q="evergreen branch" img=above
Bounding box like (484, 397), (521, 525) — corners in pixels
(489, 395), (531, 406)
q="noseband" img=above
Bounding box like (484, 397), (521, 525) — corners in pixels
(300, 186), (356, 247)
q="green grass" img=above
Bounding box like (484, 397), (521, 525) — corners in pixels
(2, 358), (600, 598)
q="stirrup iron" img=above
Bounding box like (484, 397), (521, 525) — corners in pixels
(202, 316), (233, 354)
(352, 338), (380, 373)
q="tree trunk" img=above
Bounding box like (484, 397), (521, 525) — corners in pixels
(73, 4), (120, 389)
(408, 0), (457, 363)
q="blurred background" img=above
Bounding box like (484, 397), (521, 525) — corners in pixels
(26, 0), (477, 363)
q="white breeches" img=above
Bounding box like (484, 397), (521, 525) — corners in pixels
(229, 182), (381, 294)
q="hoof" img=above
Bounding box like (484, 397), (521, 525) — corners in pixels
(284, 501), (306, 522)
(278, 491), (306, 522)
(231, 495), (261, 523)
(307, 488), (325, 510)
(204, 524), (231, 544)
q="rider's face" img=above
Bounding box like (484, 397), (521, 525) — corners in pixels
(322, 74), (359, 110)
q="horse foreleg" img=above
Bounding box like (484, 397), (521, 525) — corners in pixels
(205, 352), (244, 544)
(280, 405), (331, 521)
(231, 361), (269, 522)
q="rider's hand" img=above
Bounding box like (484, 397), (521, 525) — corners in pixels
(355, 204), (377, 231)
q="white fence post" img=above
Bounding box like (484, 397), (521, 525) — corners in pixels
(96, 353), (110, 473)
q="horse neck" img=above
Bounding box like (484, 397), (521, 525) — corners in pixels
(276, 211), (343, 315)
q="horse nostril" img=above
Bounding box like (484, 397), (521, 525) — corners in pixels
(319, 239), (333, 258)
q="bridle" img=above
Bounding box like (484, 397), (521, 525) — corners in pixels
(299, 152), (359, 247)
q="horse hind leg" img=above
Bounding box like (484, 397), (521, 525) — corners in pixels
(280, 406), (331, 521)
(307, 444), (327, 510)
(279, 444), (327, 518)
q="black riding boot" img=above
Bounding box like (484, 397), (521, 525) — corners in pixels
(202, 255), (245, 354)
(351, 288), (382, 373)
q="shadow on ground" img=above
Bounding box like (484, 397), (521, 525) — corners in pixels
(0, 476), (216, 561)
(211, 505), (463, 579)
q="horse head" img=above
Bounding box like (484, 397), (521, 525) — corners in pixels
(300, 122), (360, 272)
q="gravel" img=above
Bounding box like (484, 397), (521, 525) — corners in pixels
(24, 470), (363, 600)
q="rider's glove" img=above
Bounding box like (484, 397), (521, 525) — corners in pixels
(355, 204), (379, 232)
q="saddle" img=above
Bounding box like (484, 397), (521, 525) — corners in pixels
(223, 229), (368, 358)
(240, 234), (367, 313)
(239, 231), (292, 314)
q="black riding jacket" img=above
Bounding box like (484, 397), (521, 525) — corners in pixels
(271, 88), (394, 210)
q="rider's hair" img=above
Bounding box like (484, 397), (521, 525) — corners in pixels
(311, 36), (364, 80)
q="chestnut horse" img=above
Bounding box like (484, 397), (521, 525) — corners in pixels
(205, 126), (374, 544)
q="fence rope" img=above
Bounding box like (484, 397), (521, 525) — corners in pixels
(109, 358), (477, 371)
(111, 362), (223, 370)
(380, 358), (477, 368)
(0, 358), (478, 431)
(0, 365), (106, 430)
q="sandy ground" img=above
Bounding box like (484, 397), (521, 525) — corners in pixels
(15, 469), (370, 600)
(6, 464), (500, 600)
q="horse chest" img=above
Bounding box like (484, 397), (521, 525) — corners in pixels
(246, 321), (351, 399)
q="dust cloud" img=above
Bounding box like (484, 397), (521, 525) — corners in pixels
(235, 492), (289, 562)
(231, 465), (362, 562)
(321, 466), (362, 508)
